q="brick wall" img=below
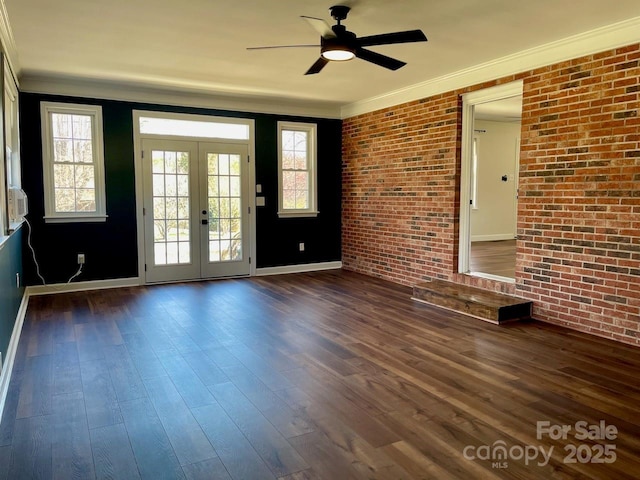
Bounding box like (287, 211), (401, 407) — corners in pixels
(342, 43), (640, 345)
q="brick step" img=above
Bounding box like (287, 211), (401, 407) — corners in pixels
(412, 280), (532, 324)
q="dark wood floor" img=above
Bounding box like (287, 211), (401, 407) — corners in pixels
(471, 240), (516, 278)
(2, 269), (640, 479)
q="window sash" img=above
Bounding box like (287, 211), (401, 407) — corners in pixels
(277, 122), (318, 218)
(41, 102), (107, 222)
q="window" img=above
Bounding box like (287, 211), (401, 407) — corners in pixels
(277, 121), (318, 218)
(139, 115), (249, 139)
(5, 66), (19, 190)
(41, 102), (107, 222)
(1, 53), (20, 236)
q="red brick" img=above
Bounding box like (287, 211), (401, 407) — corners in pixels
(342, 42), (640, 347)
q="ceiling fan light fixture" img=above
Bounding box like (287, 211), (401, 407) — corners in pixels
(321, 44), (355, 61)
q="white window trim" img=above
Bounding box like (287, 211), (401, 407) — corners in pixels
(277, 121), (318, 218)
(41, 102), (107, 223)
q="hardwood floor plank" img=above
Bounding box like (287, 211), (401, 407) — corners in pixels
(119, 396), (185, 480)
(0, 445), (11, 480)
(52, 311), (75, 344)
(6, 415), (53, 480)
(74, 323), (105, 363)
(102, 344), (147, 403)
(192, 402), (277, 480)
(142, 375), (217, 466)
(0, 365), (23, 446)
(274, 382), (400, 450)
(158, 355), (216, 408)
(170, 334), (202, 355)
(209, 381), (309, 477)
(9, 270), (640, 479)
(182, 350), (230, 386)
(182, 457), (232, 480)
(26, 315), (54, 357)
(286, 431), (364, 480)
(79, 359), (122, 430)
(133, 318), (179, 357)
(90, 423), (141, 480)
(16, 354), (53, 419)
(308, 414), (413, 479)
(470, 239), (516, 278)
(51, 391), (95, 480)
(227, 369), (314, 439)
(121, 331), (168, 380)
(52, 342), (82, 396)
(225, 344), (296, 391)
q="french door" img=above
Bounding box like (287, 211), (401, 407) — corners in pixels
(142, 139), (250, 283)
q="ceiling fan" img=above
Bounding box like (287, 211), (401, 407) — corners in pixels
(247, 5), (428, 75)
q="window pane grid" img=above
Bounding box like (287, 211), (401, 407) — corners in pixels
(152, 150), (191, 266)
(51, 113), (97, 213)
(281, 129), (310, 210)
(208, 153), (242, 263)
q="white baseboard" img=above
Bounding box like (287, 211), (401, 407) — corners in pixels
(255, 261), (342, 277)
(0, 290), (29, 424)
(471, 234), (516, 242)
(27, 277), (141, 296)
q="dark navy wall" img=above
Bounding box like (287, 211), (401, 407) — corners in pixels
(19, 93), (342, 285)
(0, 226), (24, 366)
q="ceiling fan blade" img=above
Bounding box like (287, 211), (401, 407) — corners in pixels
(247, 44), (319, 50)
(301, 16), (337, 39)
(305, 57), (329, 75)
(357, 29), (427, 47)
(356, 48), (406, 71)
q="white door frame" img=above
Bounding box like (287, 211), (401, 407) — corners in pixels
(133, 110), (256, 284)
(458, 81), (523, 279)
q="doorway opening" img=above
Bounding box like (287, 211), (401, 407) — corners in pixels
(459, 82), (523, 282)
(133, 111), (256, 284)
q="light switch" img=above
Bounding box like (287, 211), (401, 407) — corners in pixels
(256, 196), (266, 207)
(256, 184), (262, 193)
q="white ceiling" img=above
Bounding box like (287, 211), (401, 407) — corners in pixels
(475, 96), (522, 122)
(5, 0), (640, 112)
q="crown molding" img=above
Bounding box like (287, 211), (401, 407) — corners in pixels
(341, 16), (640, 119)
(19, 72), (343, 119)
(0, 0), (18, 83)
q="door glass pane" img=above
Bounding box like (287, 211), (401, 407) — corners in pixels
(152, 149), (191, 266)
(207, 152), (242, 263)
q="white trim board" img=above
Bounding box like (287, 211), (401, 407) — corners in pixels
(0, 290), (28, 424)
(341, 16), (640, 118)
(27, 277), (141, 296)
(19, 73), (342, 120)
(0, 0), (19, 86)
(256, 261), (342, 276)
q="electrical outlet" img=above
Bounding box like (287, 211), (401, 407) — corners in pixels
(77, 253), (86, 264)
(299, 242), (305, 252)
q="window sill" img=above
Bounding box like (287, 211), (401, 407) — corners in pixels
(0, 220), (25, 253)
(44, 215), (108, 224)
(277, 211), (319, 219)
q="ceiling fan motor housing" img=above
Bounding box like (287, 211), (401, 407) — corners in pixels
(330, 5), (351, 22)
(321, 28), (357, 60)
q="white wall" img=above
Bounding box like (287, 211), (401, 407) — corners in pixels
(470, 119), (520, 241)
